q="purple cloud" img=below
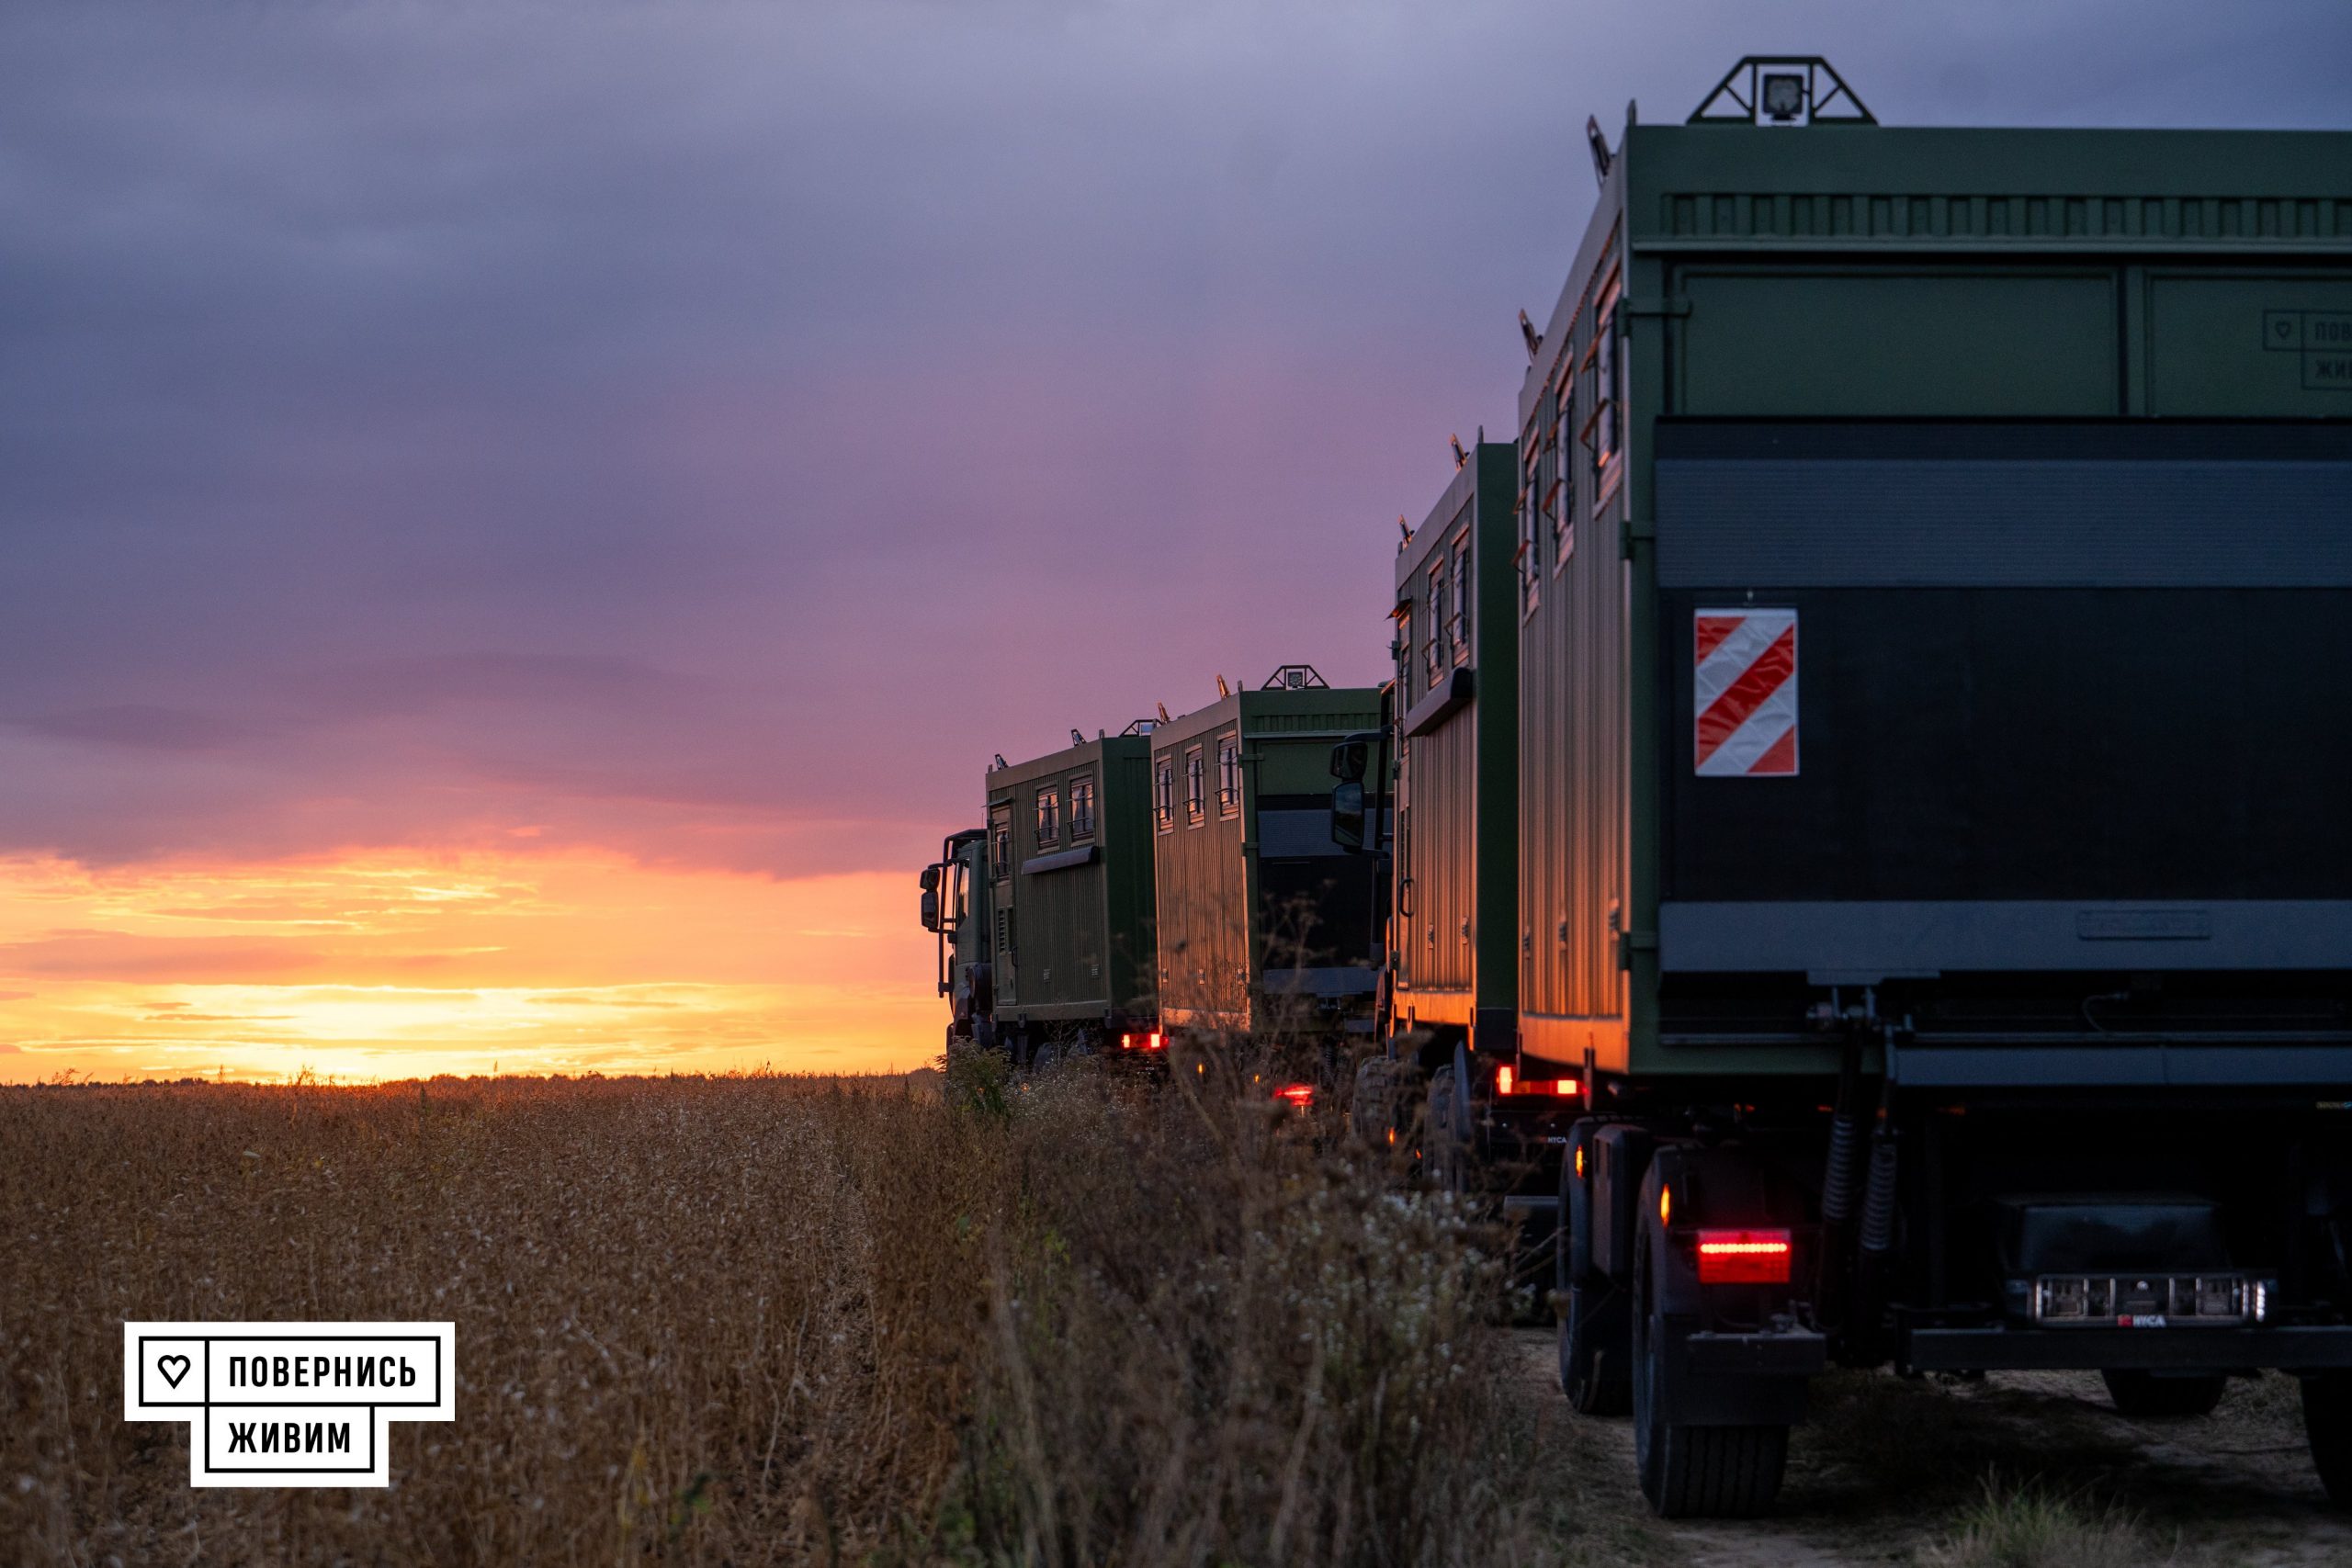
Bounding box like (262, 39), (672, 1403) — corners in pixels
(1, 0), (2344, 877)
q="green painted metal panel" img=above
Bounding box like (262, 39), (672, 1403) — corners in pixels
(1627, 127), (2352, 254)
(2147, 273), (2352, 414)
(1679, 270), (2119, 416)
(983, 734), (1155, 1026)
(1470, 445), (1522, 1034)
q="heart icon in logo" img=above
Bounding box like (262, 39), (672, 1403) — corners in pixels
(158, 1354), (192, 1390)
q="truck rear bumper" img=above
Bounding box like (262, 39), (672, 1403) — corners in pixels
(1902, 1323), (2352, 1373)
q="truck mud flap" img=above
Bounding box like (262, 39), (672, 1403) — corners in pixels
(1656, 1325), (1815, 1427)
(1684, 1329), (1828, 1380)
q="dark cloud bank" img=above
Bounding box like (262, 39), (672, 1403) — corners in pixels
(4, 0), (2345, 876)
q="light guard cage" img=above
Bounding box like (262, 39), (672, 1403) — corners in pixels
(1689, 57), (1874, 127)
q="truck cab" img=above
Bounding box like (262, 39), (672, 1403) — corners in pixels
(920, 828), (993, 1053)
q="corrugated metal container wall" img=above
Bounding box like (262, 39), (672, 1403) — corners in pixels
(1020, 840), (1101, 1008)
(1396, 525), (1477, 1003)
(1152, 720), (1249, 1024)
(1517, 209), (1633, 1070)
(1391, 439), (1519, 1037)
(1403, 706), (1476, 998)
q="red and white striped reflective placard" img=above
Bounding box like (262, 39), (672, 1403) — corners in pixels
(1693, 609), (1798, 777)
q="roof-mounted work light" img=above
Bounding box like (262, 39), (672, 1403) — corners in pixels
(1687, 57), (1875, 127)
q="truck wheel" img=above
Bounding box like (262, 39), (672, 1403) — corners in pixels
(2307, 1373), (2352, 1506)
(1632, 1213), (1787, 1517)
(1351, 1057), (1407, 1148)
(1424, 1072), (1468, 1198)
(1561, 1282), (1633, 1416)
(1555, 1133), (1631, 1414)
(2102, 1369), (2226, 1417)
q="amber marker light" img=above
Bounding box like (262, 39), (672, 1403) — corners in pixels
(1574, 1145), (1585, 1180)
(1658, 1184), (1672, 1228)
(1694, 1230), (1794, 1286)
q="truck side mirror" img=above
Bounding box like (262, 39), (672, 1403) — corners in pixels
(1330, 780), (1366, 852)
(920, 887), (941, 931)
(920, 866), (941, 892)
(1329, 739), (1367, 784)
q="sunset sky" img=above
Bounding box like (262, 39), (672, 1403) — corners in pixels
(5, 0), (2346, 1080)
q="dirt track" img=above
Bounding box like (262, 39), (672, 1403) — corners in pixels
(1504, 1329), (2352, 1565)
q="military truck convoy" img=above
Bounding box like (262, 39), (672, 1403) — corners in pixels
(922, 58), (2352, 1518)
(922, 668), (1387, 1062)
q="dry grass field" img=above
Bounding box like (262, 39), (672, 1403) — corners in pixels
(1, 1055), (1558, 1567)
(9, 1056), (2348, 1568)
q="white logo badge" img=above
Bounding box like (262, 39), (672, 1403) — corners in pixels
(123, 1321), (455, 1487)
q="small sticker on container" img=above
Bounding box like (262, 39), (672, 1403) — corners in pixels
(1694, 609), (1798, 776)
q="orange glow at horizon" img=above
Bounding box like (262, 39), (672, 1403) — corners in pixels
(0, 852), (943, 1083)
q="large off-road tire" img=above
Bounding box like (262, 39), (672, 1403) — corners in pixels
(1351, 1056), (1408, 1148)
(2103, 1369), (2226, 1417)
(1632, 1214), (1788, 1517)
(1561, 1282), (1634, 1416)
(1424, 1071), (1469, 1198)
(1555, 1130), (1631, 1414)
(2306, 1373), (2352, 1506)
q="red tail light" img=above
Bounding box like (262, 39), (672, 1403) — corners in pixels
(1695, 1230), (1793, 1285)
(1494, 1066), (1579, 1098)
(1275, 1083), (1314, 1110)
(1147, 1031), (1164, 1051)
(1120, 1033), (1135, 1050)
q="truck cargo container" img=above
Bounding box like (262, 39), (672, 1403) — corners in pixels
(1152, 668), (1385, 1037)
(978, 730), (1158, 1058)
(1372, 442), (1575, 1221)
(1391, 440), (1521, 1058)
(1502, 59), (2352, 1517)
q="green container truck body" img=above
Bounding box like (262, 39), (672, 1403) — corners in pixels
(1391, 443), (1521, 1055)
(1151, 675), (1385, 1036)
(1506, 65), (2352, 1518)
(982, 733), (1158, 1051)
(1520, 111), (2352, 1080)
